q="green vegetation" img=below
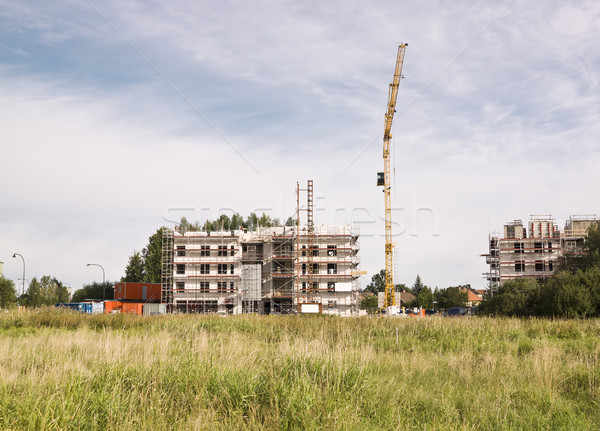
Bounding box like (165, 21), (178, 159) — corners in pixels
(122, 228), (164, 283)
(71, 281), (115, 302)
(179, 212), (289, 234)
(362, 272), (467, 311)
(362, 269), (409, 295)
(0, 276), (17, 308)
(482, 225), (600, 317)
(20, 275), (70, 307)
(1, 309), (599, 430)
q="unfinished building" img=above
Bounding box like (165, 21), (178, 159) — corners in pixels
(161, 181), (360, 315)
(483, 215), (598, 292)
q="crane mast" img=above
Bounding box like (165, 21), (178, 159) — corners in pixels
(378, 43), (407, 309)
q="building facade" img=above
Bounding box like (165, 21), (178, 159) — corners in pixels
(162, 224), (360, 315)
(483, 215), (598, 292)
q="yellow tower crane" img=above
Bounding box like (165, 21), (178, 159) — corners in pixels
(377, 43), (407, 309)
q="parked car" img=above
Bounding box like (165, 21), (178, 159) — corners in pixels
(444, 307), (468, 317)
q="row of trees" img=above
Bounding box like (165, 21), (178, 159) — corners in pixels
(481, 225), (600, 317)
(0, 275), (71, 308)
(360, 272), (468, 311)
(179, 213), (295, 234)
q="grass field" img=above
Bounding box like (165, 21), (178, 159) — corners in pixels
(0, 309), (599, 430)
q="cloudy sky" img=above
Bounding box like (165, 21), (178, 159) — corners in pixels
(1, 0), (599, 294)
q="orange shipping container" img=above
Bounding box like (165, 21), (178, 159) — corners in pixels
(121, 302), (144, 315)
(114, 282), (161, 301)
(104, 300), (122, 314)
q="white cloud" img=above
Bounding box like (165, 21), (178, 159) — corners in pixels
(1, 0), (599, 291)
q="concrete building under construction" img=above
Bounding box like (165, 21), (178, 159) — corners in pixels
(483, 215), (598, 293)
(160, 181), (361, 315)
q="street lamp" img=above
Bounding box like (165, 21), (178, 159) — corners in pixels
(12, 253), (25, 296)
(86, 263), (106, 300)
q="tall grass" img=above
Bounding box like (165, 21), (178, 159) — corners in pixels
(0, 308), (599, 430)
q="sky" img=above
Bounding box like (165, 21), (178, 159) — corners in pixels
(1, 0), (599, 294)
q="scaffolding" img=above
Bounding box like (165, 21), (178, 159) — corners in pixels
(241, 263), (261, 313)
(161, 227), (174, 306)
(482, 216), (593, 288)
(160, 181), (361, 315)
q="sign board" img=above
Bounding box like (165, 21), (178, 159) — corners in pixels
(300, 303), (321, 314)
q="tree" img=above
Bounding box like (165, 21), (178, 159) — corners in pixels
(537, 268), (600, 318)
(413, 286), (434, 309)
(71, 281), (114, 302)
(247, 213), (259, 230)
(21, 276), (69, 307)
(55, 280), (70, 303)
(179, 217), (192, 234)
(360, 295), (378, 312)
(122, 251), (144, 282)
(479, 278), (539, 317)
(231, 213), (246, 230)
(285, 217), (296, 227)
(216, 214), (231, 231)
(22, 277), (42, 307)
(561, 224), (600, 272)
(412, 275), (425, 296)
(0, 276), (17, 308)
(435, 287), (467, 309)
(364, 270), (408, 295)
(364, 269), (386, 294)
(142, 229), (162, 283)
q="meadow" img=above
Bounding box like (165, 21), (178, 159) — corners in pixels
(0, 309), (599, 430)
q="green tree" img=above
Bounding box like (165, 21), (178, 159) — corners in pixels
(561, 224), (600, 272)
(231, 213), (246, 230)
(122, 251), (144, 282)
(258, 213), (272, 227)
(71, 281), (114, 302)
(142, 229), (163, 283)
(435, 287), (468, 309)
(20, 276), (68, 307)
(285, 217), (296, 226)
(412, 275), (425, 296)
(413, 286), (434, 309)
(247, 213), (259, 230)
(179, 217), (192, 234)
(216, 214), (231, 231)
(480, 278), (539, 317)
(55, 280), (70, 303)
(0, 276), (17, 308)
(360, 295), (378, 312)
(537, 269), (599, 318)
(22, 277), (42, 307)
(364, 270), (407, 295)
(364, 269), (385, 295)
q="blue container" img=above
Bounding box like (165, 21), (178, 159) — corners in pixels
(91, 302), (104, 314)
(56, 303), (83, 312)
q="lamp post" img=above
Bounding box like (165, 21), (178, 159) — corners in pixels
(12, 253), (25, 296)
(86, 263), (106, 300)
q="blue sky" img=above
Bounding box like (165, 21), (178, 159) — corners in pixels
(1, 0), (599, 293)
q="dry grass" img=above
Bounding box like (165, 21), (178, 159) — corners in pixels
(0, 308), (599, 430)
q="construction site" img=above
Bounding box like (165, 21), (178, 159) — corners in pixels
(157, 44), (407, 316)
(483, 215), (599, 293)
(160, 180), (361, 315)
